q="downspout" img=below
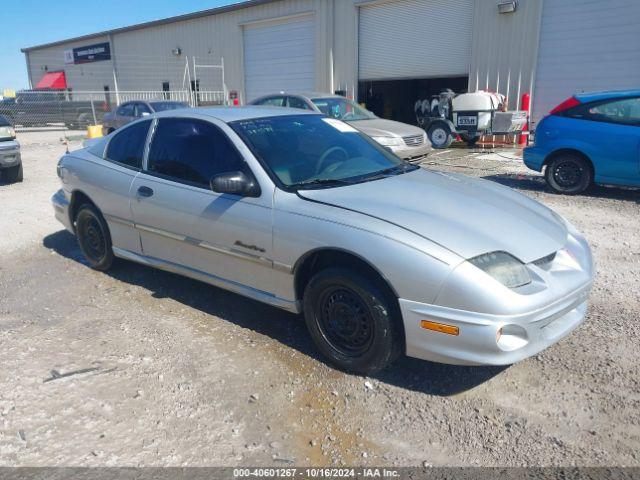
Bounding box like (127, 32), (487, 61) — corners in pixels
(24, 50), (33, 89)
(108, 33), (120, 105)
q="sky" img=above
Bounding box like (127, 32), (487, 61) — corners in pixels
(0, 0), (244, 91)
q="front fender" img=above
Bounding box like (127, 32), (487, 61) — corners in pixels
(272, 190), (461, 304)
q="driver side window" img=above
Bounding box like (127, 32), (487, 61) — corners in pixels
(147, 118), (250, 188)
(117, 103), (134, 117)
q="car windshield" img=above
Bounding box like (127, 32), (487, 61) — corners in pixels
(311, 97), (377, 121)
(230, 115), (416, 189)
(150, 101), (188, 112)
(0, 115), (11, 127)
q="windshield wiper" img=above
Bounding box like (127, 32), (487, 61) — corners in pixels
(364, 163), (418, 181)
(291, 178), (353, 189)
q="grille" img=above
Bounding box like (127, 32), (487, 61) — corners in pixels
(403, 134), (424, 147)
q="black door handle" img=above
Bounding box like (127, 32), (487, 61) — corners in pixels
(137, 186), (154, 198)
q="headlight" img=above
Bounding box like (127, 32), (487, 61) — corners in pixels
(469, 251), (531, 288)
(371, 136), (403, 147)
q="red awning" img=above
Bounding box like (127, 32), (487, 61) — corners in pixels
(35, 71), (67, 89)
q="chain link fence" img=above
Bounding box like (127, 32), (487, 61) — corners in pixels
(2, 55), (227, 131)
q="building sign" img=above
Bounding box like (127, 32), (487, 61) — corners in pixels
(64, 42), (111, 65)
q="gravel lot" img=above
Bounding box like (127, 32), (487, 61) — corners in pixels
(0, 131), (638, 467)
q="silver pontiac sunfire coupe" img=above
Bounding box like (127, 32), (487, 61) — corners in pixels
(52, 107), (594, 374)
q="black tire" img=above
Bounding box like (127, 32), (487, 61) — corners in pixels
(461, 134), (480, 147)
(2, 164), (23, 183)
(427, 123), (453, 149)
(303, 267), (403, 374)
(75, 203), (114, 271)
(545, 153), (592, 195)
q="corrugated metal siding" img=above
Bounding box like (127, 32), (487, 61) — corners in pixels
(468, 0), (543, 114)
(358, 0), (473, 80)
(24, 0), (330, 103)
(532, 0), (640, 124)
(110, 0), (325, 102)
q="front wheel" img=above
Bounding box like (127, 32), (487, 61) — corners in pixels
(303, 268), (402, 374)
(427, 123), (453, 149)
(545, 154), (592, 194)
(75, 204), (114, 271)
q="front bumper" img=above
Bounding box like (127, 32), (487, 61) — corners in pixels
(389, 142), (431, 161)
(400, 281), (591, 366)
(52, 189), (73, 233)
(0, 141), (21, 169)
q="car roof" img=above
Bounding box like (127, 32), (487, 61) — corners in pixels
(575, 89), (640, 103)
(153, 106), (321, 122)
(254, 92), (342, 101)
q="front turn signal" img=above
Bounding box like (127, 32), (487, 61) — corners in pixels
(420, 320), (459, 336)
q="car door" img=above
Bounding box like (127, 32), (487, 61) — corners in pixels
(130, 116), (276, 293)
(89, 119), (151, 254)
(566, 96), (640, 181)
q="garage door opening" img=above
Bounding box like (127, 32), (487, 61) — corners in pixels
(358, 76), (469, 125)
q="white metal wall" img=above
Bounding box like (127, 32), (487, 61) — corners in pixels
(243, 15), (316, 101)
(468, 0), (543, 114)
(25, 35), (115, 91)
(358, 0), (473, 81)
(532, 0), (640, 124)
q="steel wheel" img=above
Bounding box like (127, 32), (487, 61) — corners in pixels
(545, 153), (592, 195)
(303, 267), (403, 374)
(75, 204), (114, 271)
(428, 124), (453, 149)
(317, 286), (374, 357)
(80, 216), (107, 262)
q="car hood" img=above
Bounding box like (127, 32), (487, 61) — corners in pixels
(348, 118), (425, 138)
(299, 169), (567, 263)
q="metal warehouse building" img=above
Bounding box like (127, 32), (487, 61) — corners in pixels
(21, 0), (640, 125)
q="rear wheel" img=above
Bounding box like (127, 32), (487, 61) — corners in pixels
(428, 123), (453, 149)
(303, 268), (402, 374)
(75, 204), (114, 271)
(545, 153), (592, 194)
(2, 164), (23, 183)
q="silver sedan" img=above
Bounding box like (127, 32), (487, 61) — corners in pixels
(52, 107), (594, 374)
(249, 93), (431, 161)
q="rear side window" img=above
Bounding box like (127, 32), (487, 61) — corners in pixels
(105, 120), (151, 169)
(287, 96), (311, 110)
(147, 118), (248, 188)
(587, 97), (640, 126)
(256, 96), (285, 107)
(566, 97), (640, 126)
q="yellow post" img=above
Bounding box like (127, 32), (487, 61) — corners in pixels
(86, 125), (103, 138)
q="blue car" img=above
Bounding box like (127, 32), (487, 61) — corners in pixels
(524, 90), (640, 194)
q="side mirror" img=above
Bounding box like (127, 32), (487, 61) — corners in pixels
(141, 112), (150, 117)
(210, 171), (260, 197)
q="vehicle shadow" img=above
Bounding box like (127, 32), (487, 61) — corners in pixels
(43, 229), (507, 396)
(484, 172), (640, 203)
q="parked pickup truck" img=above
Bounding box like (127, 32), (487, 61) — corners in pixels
(0, 91), (110, 129)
